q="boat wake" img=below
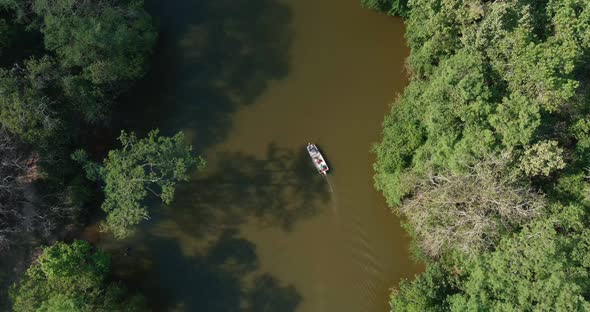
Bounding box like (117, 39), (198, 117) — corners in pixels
(325, 175), (338, 217)
(325, 175), (335, 194)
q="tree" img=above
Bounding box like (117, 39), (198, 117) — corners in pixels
(448, 222), (590, 311)
(360, 0), (408, 17)
(32, 0), (157, 122)
(400, 153), (544, 258)
(375, 0), (590, 308)
(488, 94), (541, 149)
(374, 49), (496, 206)
(0, 128), (81, 252)
(403, 0), (464, 78)
(519, 140), (566, 177)
(34, 0), (157, 85)
(0, 56), (80, 182)
(390, 264), (455, 312)
(0, 130), (32, 250)
(392, 222), (590, 311)
(0, 57), (60, 144)
(375, 0), (590, 248)
(73, 130), (205, 238)
(10, 240), (145, 311)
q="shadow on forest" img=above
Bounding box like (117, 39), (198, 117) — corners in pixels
(169, 142), (330, 239)
(113, 0), (293, 151)
(114, 229), (302, 312)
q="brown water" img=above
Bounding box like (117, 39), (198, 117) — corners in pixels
(83, 0), (421, 311)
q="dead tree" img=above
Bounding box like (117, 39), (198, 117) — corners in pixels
(400, 153), (545, 259)
(0, 130), (30, 250)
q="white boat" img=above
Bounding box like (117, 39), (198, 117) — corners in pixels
(307, 143), (329, 175)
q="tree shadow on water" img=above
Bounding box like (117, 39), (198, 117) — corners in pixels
(118, 229), (302, 311)
(114, 0), (294, 151)
(170, 143), (330, 239)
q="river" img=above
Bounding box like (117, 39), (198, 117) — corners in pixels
(82, 0), (421, 311)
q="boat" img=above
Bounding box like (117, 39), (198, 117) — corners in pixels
(307, 143), (329, 175)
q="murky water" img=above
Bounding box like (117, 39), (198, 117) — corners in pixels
(84, 0), (421, 311)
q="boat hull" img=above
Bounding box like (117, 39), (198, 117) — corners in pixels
(307, 143), (329, 174)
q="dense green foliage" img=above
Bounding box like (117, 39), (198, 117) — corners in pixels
(74, 130), (205, 238)
(33, 0), (157, 122)
(361, 0), (408, 17)
(0, 0), (157, 174)
(0, 0), (159, 308)
(10, 240), (145, 311)
(0, 0), (157, 242)
(390, 264), (454, 311)
(0, 56), (61, 144)
(373, 0), (590, 310)
(35, 0), (156, 83)
(448, 222), (590, 311)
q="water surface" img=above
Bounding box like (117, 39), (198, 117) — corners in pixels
(85, 0), (421, 311)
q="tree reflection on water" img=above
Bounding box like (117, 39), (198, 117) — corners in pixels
(171, 143), (330, 239)
(112, 142), (328, 311)
(114, 0), (293, 152)
(101, 0), (316, 309)
(110, 228), (302, 311)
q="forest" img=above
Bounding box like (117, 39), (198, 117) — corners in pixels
(2, 0), (588, 310)
(0, 0), (204, 309)
(365, 0), (590, 310)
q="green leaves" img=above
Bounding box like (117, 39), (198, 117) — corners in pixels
(0, 0), (157, 187)
(489, 94), (540, 148)
(519, 140), (566, 177)
(34, 0), (157, 85)
(374, 49), (495, 205)
(70, 149), (101, 182)
(75, 130), (205, 239)
(390, 264), (455, 311)
(0, 57), (60, 144)
(448, 222), (590, 311)
(360, 0), (409, 17)
(380, 1), (590, 310)
(10, 0), (159, 123)
(11, 240), (145, 312)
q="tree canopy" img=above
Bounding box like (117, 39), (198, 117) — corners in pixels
(0, 56), (60, 144)
(34, 0), (157, 84)
(74, 130), (205, 238)
(360, 0), (408, 17)
(10, 240), (145, 311)
(0, 0), (157, 305)
(33, 0), (157, 122)
(371, 0), (590, 310)
(448, 222), (590, 311)
(400, 153), (544, 258)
